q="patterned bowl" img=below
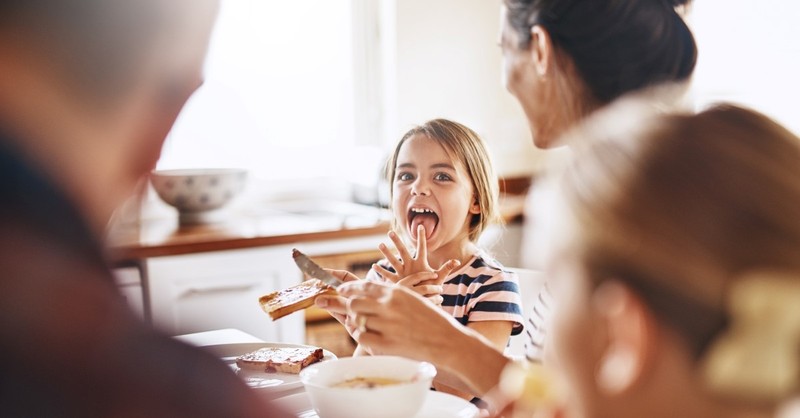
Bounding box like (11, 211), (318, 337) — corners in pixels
(150, 168), (247, 224)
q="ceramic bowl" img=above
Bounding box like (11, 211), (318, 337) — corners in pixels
(299, 356), (436, 418)
(149, 168), (247, 224)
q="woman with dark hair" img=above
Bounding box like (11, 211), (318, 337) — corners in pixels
(501, 0), (697, 364)
(501, 0), (695, 148)
(317, 0), (698, 411)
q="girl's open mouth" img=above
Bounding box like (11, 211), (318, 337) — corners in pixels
(408, 207), (438, 240)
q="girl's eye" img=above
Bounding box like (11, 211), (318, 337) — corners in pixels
(396, 172), (414, 181)
(434, 172), (453, 181)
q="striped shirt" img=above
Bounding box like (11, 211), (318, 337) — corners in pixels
(523, 283), (553, 363)
(367, 251), (525, 335)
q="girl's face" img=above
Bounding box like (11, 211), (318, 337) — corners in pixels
(391, 134), (480, 255)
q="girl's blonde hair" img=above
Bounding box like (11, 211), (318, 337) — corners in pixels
(551, 104), (800, 358)
(385, 119), (501, 242)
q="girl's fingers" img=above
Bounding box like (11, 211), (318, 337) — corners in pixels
(396, 272), (439, 287)
(378, 243), (403, 273)
(413, 284), (443, 296)
(434, 259), (461, 284)
(372, 264), (399, 283)
(415, 224), (427, 261)
(388, 230), (413, 264)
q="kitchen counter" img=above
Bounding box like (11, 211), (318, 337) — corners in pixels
(107, 193), (527, 345)
(105, 194), (527, 263)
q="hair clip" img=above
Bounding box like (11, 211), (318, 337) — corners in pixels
(701, 271), (800, 401)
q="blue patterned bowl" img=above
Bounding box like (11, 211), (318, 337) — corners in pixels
(150, 168), (247, 224)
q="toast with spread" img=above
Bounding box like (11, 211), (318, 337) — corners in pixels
(258, 278), (336, 320)
(235, 346), (324, 374)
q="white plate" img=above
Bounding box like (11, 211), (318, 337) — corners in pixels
(204, 342), (337, 393)
(273, 391), (479, 418)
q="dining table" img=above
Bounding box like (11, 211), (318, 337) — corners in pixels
(174, 328), (481, 418)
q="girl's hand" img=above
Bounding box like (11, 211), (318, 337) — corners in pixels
(314, 269), (360, 336)
(373, 226), (461, 286)
(397, 271), (445, 305)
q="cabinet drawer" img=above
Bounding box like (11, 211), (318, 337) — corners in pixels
(146, 246), (304, 343)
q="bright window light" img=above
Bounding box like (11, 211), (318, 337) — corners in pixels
(157, 0), (384, 183)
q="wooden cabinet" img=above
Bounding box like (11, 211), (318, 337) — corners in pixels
(136, 234), (387, 355)
(146, 245), (305, 343)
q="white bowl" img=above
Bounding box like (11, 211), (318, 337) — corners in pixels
(149, 168), (247, 224)
(299, 356), (437, 418)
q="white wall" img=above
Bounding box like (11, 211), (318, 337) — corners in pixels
(379, 0), (543, 178)
(378, 0), (800, 181)
(688, 0), (800, 135)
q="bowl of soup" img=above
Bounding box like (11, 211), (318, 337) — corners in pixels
(299, 355), (436, 418)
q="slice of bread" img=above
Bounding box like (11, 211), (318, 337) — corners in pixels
(258, 278), (336, 320)
(235, 346), (324, 374)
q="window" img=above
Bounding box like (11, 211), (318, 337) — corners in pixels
(157, 0), (385, 184)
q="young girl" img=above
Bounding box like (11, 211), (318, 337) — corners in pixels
(517, 104), (800, 418)
(365, 119), (525, 399)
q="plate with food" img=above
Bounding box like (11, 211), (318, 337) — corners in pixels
(206, 342), (337, 392)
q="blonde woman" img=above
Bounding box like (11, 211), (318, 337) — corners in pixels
(525, 104), (800, 417)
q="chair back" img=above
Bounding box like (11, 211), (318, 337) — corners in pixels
(505, 267), (547, 359)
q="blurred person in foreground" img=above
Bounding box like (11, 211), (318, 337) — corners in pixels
(506, 102), (800, 417)
(0, 1), (289, 416)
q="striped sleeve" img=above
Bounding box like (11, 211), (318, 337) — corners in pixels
(442, 257), (525, 336)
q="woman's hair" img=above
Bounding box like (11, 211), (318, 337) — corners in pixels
(385, 119), (501, 242)
(553, 104), (800, 358)
(504, 0), (697, 104)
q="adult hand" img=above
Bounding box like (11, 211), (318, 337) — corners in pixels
(338, 279), (463, 362)
(314, 269), (360, 335)
(372, 227), (460, 302)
